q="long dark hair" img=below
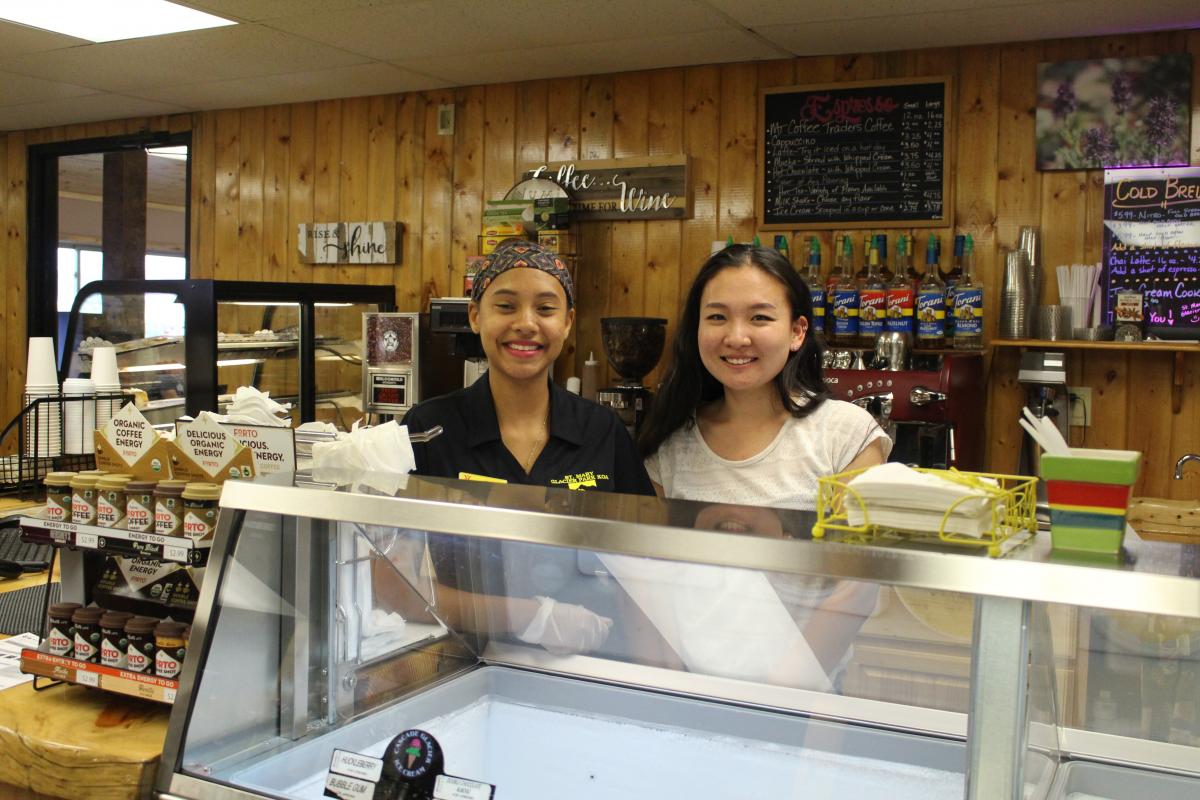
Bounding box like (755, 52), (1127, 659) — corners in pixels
(638, 245), (828, 458)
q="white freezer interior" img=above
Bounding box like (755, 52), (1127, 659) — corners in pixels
(221, 665), (967, 799)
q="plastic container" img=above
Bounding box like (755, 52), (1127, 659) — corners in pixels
(126, 480), (157, 532)
(181, 483), (221, 542)
(154, 480), (189, 536)
(124, 616), (159, 674)
(71, 606), (105, 663)
(46, 602), (82, 657)
(69, 474), (101, 525)
(154, 620), (187, 678)
(44, 471), (77, 523)
(1041, 448), (1141, 555)
(99, 610), (134, 669)
(580, 352), (599, 403)
(96, 474), (133, 528)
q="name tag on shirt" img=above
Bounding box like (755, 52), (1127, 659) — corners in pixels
(458, 472), (507, 483)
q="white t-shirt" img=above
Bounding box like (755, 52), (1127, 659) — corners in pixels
(644, 399), (892, 511)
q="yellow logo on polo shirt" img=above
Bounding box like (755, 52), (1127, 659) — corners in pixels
(550, 471), (610, 491)
(458, 472), (507, 483)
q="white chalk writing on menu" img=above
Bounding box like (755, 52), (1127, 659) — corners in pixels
(761, 80), (947, 227)
(1102, 167), (1200, 328)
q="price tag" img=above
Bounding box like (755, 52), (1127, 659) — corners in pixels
(75, 669), (99, 687)
(329, 749), (383, 783)
(163, 544), (189, 563)
(323, 773), (374, 800)
(434, 775), (495, 800)
(163, 687), (177, 703)
(76, 531), (99, 549)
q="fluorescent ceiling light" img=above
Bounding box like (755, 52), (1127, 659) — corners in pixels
(147, 145), (188, 161)
(1, 0), (235, 43)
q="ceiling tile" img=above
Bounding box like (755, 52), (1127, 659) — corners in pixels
(0, 94), (189, 133)
(135, 62), (450, 110)
(395, 27), (789, 86)
(267, 0), (734, 61)
(0, 19), (87, 55)
(176, 0), (423, 23)
(0, 71), (97, 107)
(752, 0), (1200, 53)
(0, 23), (370, 93)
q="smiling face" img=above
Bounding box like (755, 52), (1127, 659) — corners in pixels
(697, 265), (807, 396)
(469, 268), (574, 385)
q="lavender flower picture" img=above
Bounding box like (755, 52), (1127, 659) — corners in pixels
(1036, 54), (1191, 170)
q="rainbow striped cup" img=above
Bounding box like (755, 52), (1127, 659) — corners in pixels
(1040, 449), (1141, 555)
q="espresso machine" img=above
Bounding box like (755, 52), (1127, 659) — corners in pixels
(824, 352), (985, 471)
(597, 317), (667, 437)
(428, 298), (487, 389)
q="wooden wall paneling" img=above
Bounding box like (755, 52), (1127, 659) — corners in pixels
(1169, 354), (1200, 500)
(610, 71), (650, 322)
(287, 103), (316, 286)
(367, 94), (397, 289)
(421, 90), (455, 304)
(576, 75), (615, 386)
(644, 69), (685, 390)
(1126, 353), (1174, 498)
(312, 99), (343, 288)
(5, 133), (27, 451)
(452, 86), (485, 301)
(394, 92), (426, 310)
(717, 63), (757, 243)
(212, 110), (241, 282)
(338, 97), (371, 287)
(546, 77), (581, 163)
(988, 40), (1044, 474)
(189, 112), (216, 279)
(1, 134), (13, 434)
(483, 82), (516, 198)
(237, 107), (265, 287)
(263, 105), (292, 287)
(516, 81), (549, 170)
(679, 65), (720, 298)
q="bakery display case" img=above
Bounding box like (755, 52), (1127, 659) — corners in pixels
(155, 473), (1200, 800)
(60, 280), (395, 429)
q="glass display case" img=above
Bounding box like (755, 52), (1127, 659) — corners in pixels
(60, 280), (395, 429)
(156, 473), (1200, 800)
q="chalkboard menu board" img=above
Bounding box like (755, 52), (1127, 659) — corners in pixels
(758, 77), (952, 230)
(1102, 167), (1200, 336)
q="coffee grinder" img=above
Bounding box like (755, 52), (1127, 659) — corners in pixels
(1018, 350), (1069, 525)
(596, 317), (667, 437)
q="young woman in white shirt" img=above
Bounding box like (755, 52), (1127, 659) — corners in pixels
(640, 243), (890, 508)
(631, 244), (890, 686)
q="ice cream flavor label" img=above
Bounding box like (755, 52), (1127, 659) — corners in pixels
(329, 749), (384, 783)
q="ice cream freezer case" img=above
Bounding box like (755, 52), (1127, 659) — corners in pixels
(155, 474), (1200, 800)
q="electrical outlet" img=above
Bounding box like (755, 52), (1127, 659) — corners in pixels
(1069, 386), (1092, 427)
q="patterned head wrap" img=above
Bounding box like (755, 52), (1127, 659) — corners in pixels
(470, 239), (575, 309)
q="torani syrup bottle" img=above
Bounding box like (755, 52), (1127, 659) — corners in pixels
(831, 237), (860, 346)
(953, 233), (984, 349)
(803, 237), (825, 335)
(916, 233), (947, 348)
(858, 238), (887, 346)
(885, 235), (916, 335)
(943, 234), (965, 340)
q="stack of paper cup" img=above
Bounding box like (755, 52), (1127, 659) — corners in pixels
(90, 346), (122, 431)
(62, 377), (96, 455)
(24, 337), (62, 458)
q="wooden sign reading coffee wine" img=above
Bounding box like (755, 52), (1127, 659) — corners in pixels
(758, 77), (953, 230)
(520, 156), (693, 221)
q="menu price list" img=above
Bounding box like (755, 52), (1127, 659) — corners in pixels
(762, 80), (947, 226)
(20, 516), (208, 566)
(19, 649), (178, 704)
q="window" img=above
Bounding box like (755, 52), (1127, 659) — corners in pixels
(56, 246), (102, 314)
(56, 247), (186, 338)
(144, 253), (186, 338)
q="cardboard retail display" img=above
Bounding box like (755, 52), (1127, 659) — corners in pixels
(172, 415), (256, 483)
(94, 403), (176, 480)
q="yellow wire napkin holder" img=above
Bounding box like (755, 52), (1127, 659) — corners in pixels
(813, 467), (1038, 557)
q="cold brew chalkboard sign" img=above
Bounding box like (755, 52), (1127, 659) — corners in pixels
(1102, 167), (1200, 336)
(757, 77), (952, 230)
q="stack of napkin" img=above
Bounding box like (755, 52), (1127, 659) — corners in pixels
(844, 463), (1001, 537)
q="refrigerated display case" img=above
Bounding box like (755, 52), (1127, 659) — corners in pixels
(155, 473), (1200, 800)
(60, 280), (395, 429)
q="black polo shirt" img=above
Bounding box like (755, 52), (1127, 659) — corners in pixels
(401, 373), (655, 496)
